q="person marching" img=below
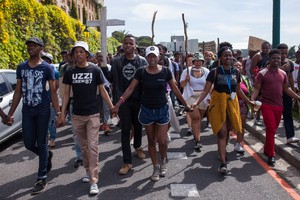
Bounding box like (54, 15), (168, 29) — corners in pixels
(193, 46), (254, 174)
(180, 52), (210, 152)
(112, 46), (191, 181)
(58, 41), (114, 195)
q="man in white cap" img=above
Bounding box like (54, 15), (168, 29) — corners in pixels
(112, 45), (191, 181)
(58, 41), (115, 195)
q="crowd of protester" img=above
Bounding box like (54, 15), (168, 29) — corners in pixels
(1, 35), (300, 196)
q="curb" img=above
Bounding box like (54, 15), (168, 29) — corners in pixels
(245, 120), (300, 170)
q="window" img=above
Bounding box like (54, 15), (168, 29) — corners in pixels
(4, 72), (17, 90)
(0, 74), (9, 96)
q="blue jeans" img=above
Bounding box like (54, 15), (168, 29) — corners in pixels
(22, 104), (50, 179)
(48, 106), (56, 140)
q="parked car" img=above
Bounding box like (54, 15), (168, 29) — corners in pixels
(0, 69), (22, 144)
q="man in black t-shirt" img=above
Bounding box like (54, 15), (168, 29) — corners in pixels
(59, 41), (114, 195)
(277, 43), (300, 144)
(101, 35), (148, 175)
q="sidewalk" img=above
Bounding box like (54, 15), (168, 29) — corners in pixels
(245, 118), (300, 170)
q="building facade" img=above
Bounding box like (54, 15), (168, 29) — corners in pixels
(36, 0), (104, 23)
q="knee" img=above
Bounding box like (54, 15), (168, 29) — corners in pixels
(24, 142), (36, 151)
(217, 131), (227, 139)
(148, 139), (156, 147)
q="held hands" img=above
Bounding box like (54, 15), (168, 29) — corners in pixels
(56, 113), (65, 128)
(183, 104), (193, 112)
(110, 105), (119, 116)
(2, 115), (14, 126)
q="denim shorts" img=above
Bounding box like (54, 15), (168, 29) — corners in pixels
(138, 104), (170, 125)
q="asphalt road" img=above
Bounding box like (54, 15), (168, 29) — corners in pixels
(0, 116), (299, 200)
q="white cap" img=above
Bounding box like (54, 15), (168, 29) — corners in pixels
(41, 52), (53, 61)
(72, 41), (89, 53)
(146, 46), (159, 57)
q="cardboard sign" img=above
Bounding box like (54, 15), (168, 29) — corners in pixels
(248, 36), (266, 51)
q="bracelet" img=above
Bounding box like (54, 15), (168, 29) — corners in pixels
(120, 96), (125, 103)
(56, 112), (61, 116)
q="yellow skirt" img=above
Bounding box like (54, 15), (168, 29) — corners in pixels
(208, 91), (242, 135)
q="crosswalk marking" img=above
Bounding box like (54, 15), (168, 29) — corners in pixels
(170, 184), (199, 197)
(169, 133), (181, 139)
(167, 152), (187, 160)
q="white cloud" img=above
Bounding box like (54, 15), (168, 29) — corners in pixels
(106, 0), (300, 49)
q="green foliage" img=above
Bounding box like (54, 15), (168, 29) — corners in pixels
(0, 0), (119, 69)
(136, 36), (152, 47)
(112, 30), (128, 43)
(107, 37), (121, 54)
(288, 45), (296, 59)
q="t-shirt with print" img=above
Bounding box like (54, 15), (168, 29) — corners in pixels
(122, 57), (144, 102)
(17, 60), (55, 107)
(134, 67), (172, 109)
(63, 63), (105, 115)
(206, 66), (241, 94)
(256, 67), (287, 106)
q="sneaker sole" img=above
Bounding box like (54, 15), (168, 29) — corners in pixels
(218, 168), (228, 175)
(30, 184), (47, 195)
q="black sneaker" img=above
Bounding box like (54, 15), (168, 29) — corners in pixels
(194, 141), (202, 152)
(218, 163), (228, 175)
(47, 151), (53, 173)
(74, 159), (83, 168)
(267, 157), (275, 166)
(31, 179), (47, 195)
(186, 128), (192, 136)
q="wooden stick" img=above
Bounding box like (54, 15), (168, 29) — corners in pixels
(151, 11), (158, 46)
(182, 13), (189, 74)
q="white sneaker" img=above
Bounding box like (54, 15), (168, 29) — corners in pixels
(89, 183), (99, 195)
(167, 132), (172, 142)
(234, 143), (245, 153)
(287, 137), (300, 144)
(82, 173), (89, 183)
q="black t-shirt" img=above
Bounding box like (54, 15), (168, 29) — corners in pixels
(122, 57), (144, 102)
(134, 67), (172, 108)
(206, 66), (241, 94)
(63, 63), (105, 115)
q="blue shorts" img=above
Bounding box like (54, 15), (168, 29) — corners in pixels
(138, 104), (170, 125)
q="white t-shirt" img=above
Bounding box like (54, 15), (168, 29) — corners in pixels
(293, 62), (299, 89)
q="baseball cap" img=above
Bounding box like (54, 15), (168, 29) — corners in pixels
(193, 52), (205, 62)
(71, 41), (90, 54)
(146, 46), (159, 57)
(25, 37), (44, 47)
(41, 52), (53, 61)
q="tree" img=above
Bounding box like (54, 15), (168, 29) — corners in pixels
(136, 36), (152, 47)
(111, 30), (128, 43)
(288, 45), (296, 59)
(70, 0), (78, 20)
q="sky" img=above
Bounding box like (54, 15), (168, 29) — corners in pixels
(104, 0), (300, 50)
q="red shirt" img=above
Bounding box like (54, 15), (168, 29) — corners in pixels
(256, 67), (287, 106)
